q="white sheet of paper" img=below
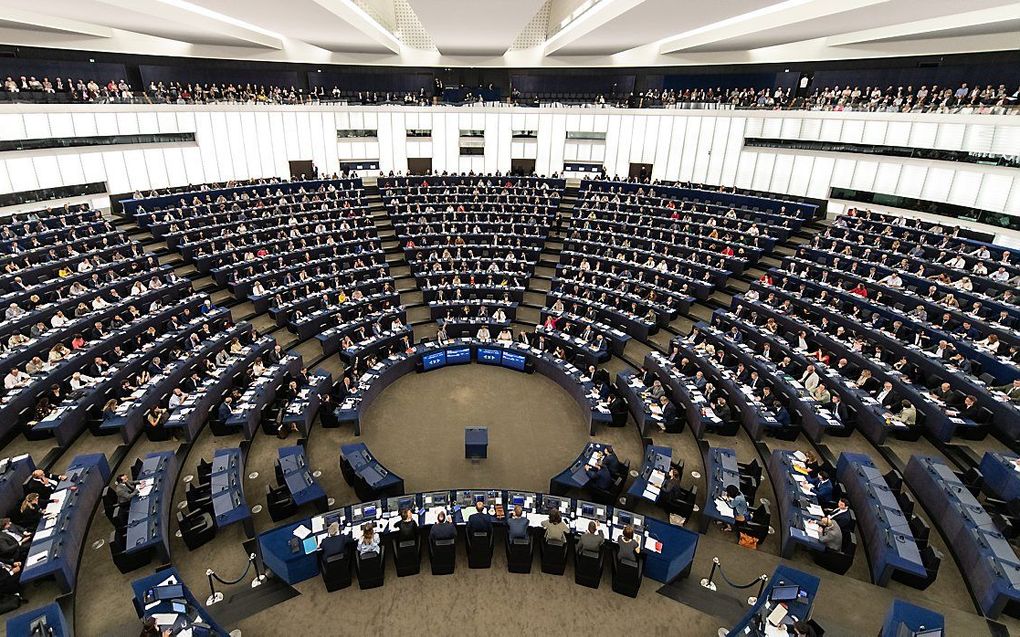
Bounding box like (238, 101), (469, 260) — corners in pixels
(292, 524), (311, 539)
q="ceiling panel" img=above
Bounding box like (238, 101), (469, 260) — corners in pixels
(681, 0), (1017, 52)
(408, 0), (547, 54)
(192, 0), (394, 52)
(555, 0), (780, 56)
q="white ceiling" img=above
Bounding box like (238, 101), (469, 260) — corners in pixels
(0, 0), (1017, 67)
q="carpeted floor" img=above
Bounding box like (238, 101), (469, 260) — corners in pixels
(9, 360), (1017, 637)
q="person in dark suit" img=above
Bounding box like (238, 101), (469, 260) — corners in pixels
(602, 447), (623, 477)
(0, 559), (26, 601)
(959, 395), (984, 421)
(659, 394), (679, 432)
(217, 396), (238, 423)
(0, 518), (31, 562)
(773, 400), (791, 428)
(827, 498), (855, 534)
(394, 508), (418, 542)
(13, 494), (42, 529)
(465, 501), (492, 534)
(829, 394), (851, 427)
(320, 522), (350, 559)
(814, 472), (835, 506)
(429, 511), (456, 543)
(874, 381), (897, 408)
(713, 396), (732, 424)
(586, 461), (614, 491)
(26, 469), (65, 501)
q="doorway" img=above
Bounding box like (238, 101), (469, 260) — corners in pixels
(289, 160), (315, 180)
(511, 158), (536, 175)
(407, 158), (432, 174)
(629, 162), (652, 181)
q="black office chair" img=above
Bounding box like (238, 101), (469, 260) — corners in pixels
(466, 529), (494, 568)
(392, 536), (421, 577)
(958, 409), (991, 440)
(611, 553), (643, 598)
(265, 483), (297, 522)
(505, 534), (533, 573)
(196, 459), (213, 484)
(320, 547), (352, 591)
(177, 508), (217, 550)
(186, 483), (213, 514)
(355, 547), (385, 589)
(891, 545), (941, 590)
(540, 536), (568, 575)
(895, 490), (915, 516)
(738, 458), (762, 483)
(661, 485), (697, 521)
(907, 515), (930, 548)
(884, 468), (904, 493)
(429, 537), (456, 575)
(811, 530), (855, 575)
(100, 487), (119, 521)
(736, 502), (771, 544)
(574, 546), (604, 588)
(207, 415), (232, 436)
(110, 533), (149, 574)
(130, 458), (144, 480)
(955, 467), (984, 496)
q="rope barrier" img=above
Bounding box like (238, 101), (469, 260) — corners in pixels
(700, 557), (769, 605)
(205, 552), (266, 606)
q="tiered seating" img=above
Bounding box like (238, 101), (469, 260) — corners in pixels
(380, 174), (564, 339)
(213, 351), (303, 439)
(0, 204), (215, 446)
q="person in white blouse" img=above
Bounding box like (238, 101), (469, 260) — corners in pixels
(130, 281), (147, 296)
(476, 325), (491, 341)
(954, 277), (974, 292)
(92, 295), (110, 310)
(50, 311), (68, 328)
(69, 372), (96, 390)
(497, 328), (513, 343)
(990, 267), (1010, 282)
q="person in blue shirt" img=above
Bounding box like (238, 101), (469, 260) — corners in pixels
(320, 522), (350, 559)
(507, 505), (529, 540)
(722, 484), (748, 532)
(356, 523), (380, 556)
(814, 471), (835, 506)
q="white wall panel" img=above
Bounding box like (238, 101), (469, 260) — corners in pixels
(23, 114), (50, 139)
(115, 113), (139, 135)
(862, 120), (887, 145)
(72, 113), (98, 137)
(80, 154), (106, 186)
(885, 122), (911, 147)
(873, 162), (901, 194)
(947, 170), (981, 208)
(779, 118), (801, 139)
(976, 173), (1013, 212)
(163, 147), (187, 186)
(678, 117), (700, 182)
(921, 166), (954, 202)
(123, 150), (150, 191)
(799, 119), (821, 142)
(761, 118), (782, 138)
(56, 155), (85, 186)
(788, 155), (813, 197)
(840, 120), (865, 143)
(850, 161), (878, 191)
(692, 117), (714, 184)
(751, 152), (775, 191)
(31, 156), (61, 188)
(143, 149), (169, 188)
(0, 114), (26, 140)
(47, 114), (74, 138)
(770, 154), (794, 194)
(720, 118), (744, 186)
(100, 152), (129, 193)
(743, 117), (764, 138)
(734, 152), (756, 189)
(907, 123), (937, 148)
(95, 113), (118, 136)
(651, 117), (672, 181)
(137, 112), (158, 134)
(933, 123), (965, 150)
(0, 162), (12, 194)
(897, 164), (927, 198)
(990, 126), (1020, 156)
(819, 119), (843, 142)
(5, 158), (39, 191)
(830, 158), (856, 189)
(807, 156), (835, 199)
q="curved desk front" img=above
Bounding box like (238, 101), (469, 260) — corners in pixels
(258, 488), (699, 587)
(335, 338), (612, 436)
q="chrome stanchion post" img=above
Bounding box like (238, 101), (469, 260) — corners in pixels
(700, 556), (720, 592)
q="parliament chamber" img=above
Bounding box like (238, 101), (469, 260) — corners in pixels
(1, 4), (1020, 637)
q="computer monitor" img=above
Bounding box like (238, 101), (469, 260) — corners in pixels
(422, 350), (447, 371)
(446, 347), (471, 365)
(542, 495), (570, 513)
(477, 348), (502, 365)
(351, 501), (381, 523)
(580, 503), (596, 518)
(302, 536), (318, 554)
(501, 351), (526, 371)
(510, 493), (527, 507)
(769, 584), (802, 602)
(155, 584), (184, 600)
(423, 491), (448, 507)
(617, 512), (632, 526)
(387, 496), (417, 512)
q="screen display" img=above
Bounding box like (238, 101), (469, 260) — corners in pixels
(422, 350), (447, 371)
(581, 504), (595, 517)
(477, 348), (502, 365)
(501, 351), (526, 371)
(446, 347), (471, 365)
(511, 495), (525, 506)
(363, 506), (377, 518)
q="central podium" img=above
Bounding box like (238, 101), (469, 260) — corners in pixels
(465, 427), (488, 459)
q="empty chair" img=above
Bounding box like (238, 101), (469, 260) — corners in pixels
(891, 545), (942, 590)
(884, 469), (904, 493)
(466, 530), (494, 569)
(736, 502), (771, 544)
(186, 483), (212, 513)
(908, 515), (930, 547)
(177, 508), (217, 550)
(355, 547), (385, 589)
(505, 534), (534, 574)
(611, 552), (643, 597)
(393, 537), (421, 577)
(956, 467), (984, 496)
(661, 485), (697, 521)
(895, 491), (915, 516)
(574, 545), (604, 588)
(540, 536), (568, 575)
(101, 486), (119, 522)
(738, 458), (762, 483)
(130, 458), (144, 480)
(196, 459), (213, 485)
(429, 536), (456, 575)
(265, 483), (297, 522)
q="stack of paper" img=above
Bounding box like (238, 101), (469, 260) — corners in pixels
(642, 484), (660, 500)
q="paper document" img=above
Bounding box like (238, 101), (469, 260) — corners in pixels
(807, 504), (824, 517)
(25, 552), (48, 567)
(643, 536), (663, 553)
(293, 524), (311, 539)
(151, 613), (180, 627)
(649, 470), (665, 487)
(643, 485), (660, 500)
(714, 498), (734, 518)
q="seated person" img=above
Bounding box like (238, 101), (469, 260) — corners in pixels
(429, 511), (456, 542)
(0, 518), (31, 562)
(356, 523), (380, 556)
(466, 500), (492, 534)
(616, 524), (641, 562)
(541, 509), (569, 543)
(586, 459), (614, 492)
(320, 521), (351, 558)
(577, 520), (604, 554)
(818, 516), (843, 552)
(507, 505), (528, 541)
(890, 399), (917, 427)
(721, 484), (747, 532)
(395, 507), (418, 543)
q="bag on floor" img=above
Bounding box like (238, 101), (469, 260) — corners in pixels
(738, 532), (759, 550)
